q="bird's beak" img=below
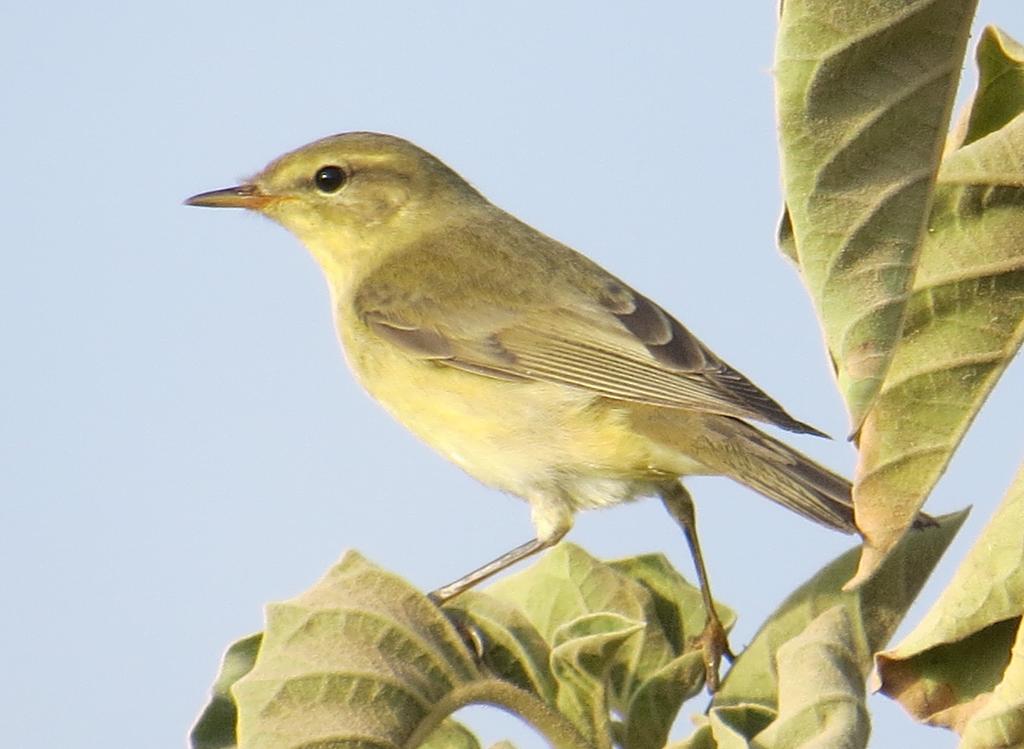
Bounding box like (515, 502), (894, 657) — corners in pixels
(184, 184), (275, 210)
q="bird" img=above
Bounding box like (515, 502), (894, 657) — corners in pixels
(185, 131), (857, 690)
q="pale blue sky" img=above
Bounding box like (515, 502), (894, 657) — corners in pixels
(2, 3), (1022, 747)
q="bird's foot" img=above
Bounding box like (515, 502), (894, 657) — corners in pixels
(692, 615), (735, 693)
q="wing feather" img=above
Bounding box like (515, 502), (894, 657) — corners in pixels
(353, 241), (826, 437)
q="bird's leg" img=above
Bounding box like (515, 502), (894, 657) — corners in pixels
(429, 528), (569, 604)
(431, 518), (569, 665)
(660, 482), (734, 692)
(431, 497), (572, 604)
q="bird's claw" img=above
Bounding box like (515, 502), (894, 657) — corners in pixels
(692, 616), (734, 692)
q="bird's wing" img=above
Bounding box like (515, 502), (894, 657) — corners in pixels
(353, 246), (825, 437)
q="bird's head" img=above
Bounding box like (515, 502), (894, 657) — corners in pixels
(186, 132), (483, 283)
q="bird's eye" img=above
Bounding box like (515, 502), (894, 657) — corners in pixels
(314, 165), (347, 193)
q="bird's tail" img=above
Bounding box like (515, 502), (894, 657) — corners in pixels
(702, 417), (858, 534)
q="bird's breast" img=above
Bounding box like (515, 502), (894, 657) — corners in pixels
(332, 308), (687, 505)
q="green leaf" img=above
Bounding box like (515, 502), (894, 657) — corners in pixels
(486, 544), (684, 708)
(849, 108), (1024, 584)
(959, 617), (1024, 748)
(230, 551), (483, 749)
(443, 591), (556, 704)
(418, 719), (482, 749)
(669, 705), (775, 749)
(608, 553), (735, 658)
(775, 0), (977, 429)
(620, 649), (706, 749)
(670, 514), (962, 747)
(751, 607), (870, 749)
(715, 511), (966, 710)
(550, 612), (645, 745)
(876, 463), (1024, 736)
(191, 633), (262, 749)
(608, 554), (733, 749)
(483, 545), (728, 747)
(961, 26), (1024, 147)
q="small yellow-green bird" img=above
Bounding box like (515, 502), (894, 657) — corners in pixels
(186, 132), (856, 689)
